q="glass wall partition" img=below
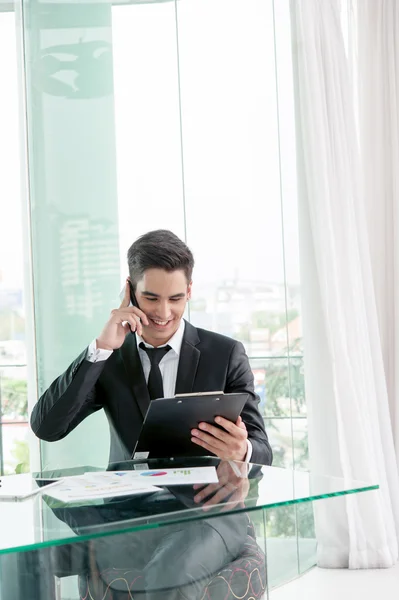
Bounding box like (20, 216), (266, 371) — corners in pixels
(0, 9), (29, 475)
(112, 0), (305, 473)
(0, 0), (314, 590)
(2, 0), (306, 486)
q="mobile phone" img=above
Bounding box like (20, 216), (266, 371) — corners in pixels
(128, 280), (140, 309)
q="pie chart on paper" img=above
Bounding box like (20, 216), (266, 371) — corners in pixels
(140, 471), (168, 477)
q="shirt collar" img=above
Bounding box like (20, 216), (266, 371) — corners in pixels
(136, 319), (185, 356)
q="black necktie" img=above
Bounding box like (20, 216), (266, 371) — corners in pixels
(139, 343), (171, 400)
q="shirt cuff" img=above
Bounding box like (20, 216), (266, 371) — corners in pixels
(245, 439), (253, 463)
(87, 340), (113, 363)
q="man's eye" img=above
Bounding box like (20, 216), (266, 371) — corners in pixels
(145, 298), (157, 302)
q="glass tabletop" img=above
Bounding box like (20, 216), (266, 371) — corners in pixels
(0, 457), (378, 555)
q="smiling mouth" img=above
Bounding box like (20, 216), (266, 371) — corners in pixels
(149, 318), (172, 328)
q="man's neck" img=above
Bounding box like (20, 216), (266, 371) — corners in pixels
(138, 319), (185, 351)
(141, 336), (171, 348)
(141, 329), (178, 348)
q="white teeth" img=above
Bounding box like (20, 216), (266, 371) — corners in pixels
(152, 319), (168, 326)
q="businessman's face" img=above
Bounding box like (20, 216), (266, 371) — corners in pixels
(135, 268), (191, 346)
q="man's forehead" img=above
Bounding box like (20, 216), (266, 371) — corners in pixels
(137, 268), (188, 284)
(136, 269), (190, 296)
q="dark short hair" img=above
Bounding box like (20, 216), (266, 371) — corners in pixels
(127, 230), (194, 289)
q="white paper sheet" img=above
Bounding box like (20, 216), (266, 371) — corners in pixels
(45, 472), (161, 503)
(90, 466), (219, 487)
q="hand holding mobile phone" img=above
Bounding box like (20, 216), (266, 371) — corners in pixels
(96, 281), (149, 350)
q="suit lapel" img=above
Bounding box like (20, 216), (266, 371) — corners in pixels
(120, 332), (151, 419)
(120, 322), (201, 414)
(175, 321), (201, 395)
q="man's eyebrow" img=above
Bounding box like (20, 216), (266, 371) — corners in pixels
(141, 291), (186, 299)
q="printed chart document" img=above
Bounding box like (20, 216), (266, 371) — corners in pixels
(45, 467), (218, 503)
(45, 472), (161, 503)
(92, 466), (219, 487)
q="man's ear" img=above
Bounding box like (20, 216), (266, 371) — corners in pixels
(187, 281), (193, 300)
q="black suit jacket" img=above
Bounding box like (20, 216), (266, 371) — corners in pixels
(31, 321), (272, 465)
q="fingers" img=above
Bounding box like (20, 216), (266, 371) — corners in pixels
(122, 322), (131, 337)
(118, 282), (149, 326)
(194, 482), (219, 503)
(191, 419), (248, 461)
(120, 313), (143, 336)
(111, 309), (149, 330)
(192, 419), (247, 446)
(221, 490), (243, 512)
(203, 483), (236, 509)
(191, 429), (225, 452)
(194, 481), (238, 510)
(196, 422), (230, 443)
(113, 311), (139, 334)
(120, 307), (149, 327)
(128, 307), (149, 326)
(237, 415), (246, 430)
(191, 436), (219, 456)
(129, 314), (143, 336)
(191, 421), (247, 460)
(214, 416), (248, 439)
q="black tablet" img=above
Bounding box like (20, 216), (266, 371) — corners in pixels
(133, 392), (249, 459)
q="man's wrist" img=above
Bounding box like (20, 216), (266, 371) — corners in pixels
(87, 340), (113, 363)
(96, 338), (114, 351)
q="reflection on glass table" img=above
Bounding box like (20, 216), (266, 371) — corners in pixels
(0, 457), (378, 600)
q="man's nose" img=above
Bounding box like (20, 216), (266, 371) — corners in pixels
(157, 301), (171, 320)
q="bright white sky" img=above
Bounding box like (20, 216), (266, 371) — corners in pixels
(113, 0), (300, 288)
(0, 0), (300, 293)
(0, 15), (23, 287)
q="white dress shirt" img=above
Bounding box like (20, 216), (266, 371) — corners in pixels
(87, 320), (252, 461)
(135, 320), (185, 398)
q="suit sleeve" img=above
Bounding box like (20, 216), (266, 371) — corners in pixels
(225, 341), (273, 466)
(30, 349), (108, 442)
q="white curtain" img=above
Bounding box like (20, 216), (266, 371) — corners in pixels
(290, 0), (399, 568)
(357, 0), (399, 469)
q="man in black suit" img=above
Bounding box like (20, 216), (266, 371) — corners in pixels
(31, 229), (272, 466)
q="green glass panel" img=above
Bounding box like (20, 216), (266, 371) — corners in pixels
(21, 0), (119, 469)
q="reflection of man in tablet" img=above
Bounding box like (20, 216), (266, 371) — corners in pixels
(31, 230), (272, 466)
